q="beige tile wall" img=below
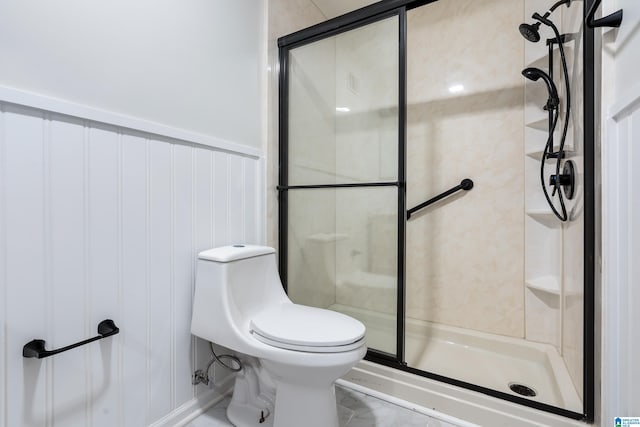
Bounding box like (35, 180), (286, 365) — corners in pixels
(268, 0), (527, 338)
(266, 0), (327, 251)
(523, 0), (585, 400)
(405, 0), (526, 338)
(560, 1), (585, 401)
(268, 2), (584, 370)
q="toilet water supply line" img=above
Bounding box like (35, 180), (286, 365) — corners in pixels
(192, 345), (273, 424)
(192, 342), (243, 386)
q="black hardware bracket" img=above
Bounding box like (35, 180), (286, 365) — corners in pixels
(586, 0), (622, 29)
(407, 179), (473, 220)
(23, 319), (119, 359)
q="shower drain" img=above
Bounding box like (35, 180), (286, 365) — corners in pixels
(508, 382), (537, 397)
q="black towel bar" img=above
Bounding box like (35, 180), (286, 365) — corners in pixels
(23, 319), (119, 359)
(407, 179), (474, 220)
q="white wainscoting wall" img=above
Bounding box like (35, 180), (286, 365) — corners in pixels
(602, 101), (640, 424)
(601, 1), (640, 422)
(0, 89), (264, 427)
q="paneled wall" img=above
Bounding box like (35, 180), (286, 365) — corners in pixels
(601, 0), (640, 420)
(0, 94), (263, 427)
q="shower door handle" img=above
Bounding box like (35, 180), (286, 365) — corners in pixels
(406, 179), (474, 220)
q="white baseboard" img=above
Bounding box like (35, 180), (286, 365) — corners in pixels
(149, 384), (233, 427)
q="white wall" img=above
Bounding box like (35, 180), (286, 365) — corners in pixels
(0, 1), (266, 425)
(0, 95), (263, 427)
(601, 0), (640, 423)
(0, 0), (264, 149)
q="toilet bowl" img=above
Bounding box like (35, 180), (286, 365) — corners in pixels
(190, 245), (367, 427)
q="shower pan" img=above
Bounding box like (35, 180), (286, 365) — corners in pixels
(277, 0), (595, 422)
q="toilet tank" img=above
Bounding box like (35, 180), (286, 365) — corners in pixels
(191, 245), (289, 350)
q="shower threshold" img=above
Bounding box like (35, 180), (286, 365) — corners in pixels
(330, 304), (582, 413)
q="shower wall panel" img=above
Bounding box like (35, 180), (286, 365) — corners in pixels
(333, 18), (399, 312)
(522, 0), (585, 398)
(560, 1), (585, 401)
(523, 0), (565, 352)
(0, 98), (263, 427)
(266, 0), (327, 250)
(285, 37), (338, 309)
(405, 0), (526, 337)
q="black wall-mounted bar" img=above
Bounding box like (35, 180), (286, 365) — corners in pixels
(23, 319), (119, 359)
(406, 179), (473, 220)
(586, 0), (622, 28)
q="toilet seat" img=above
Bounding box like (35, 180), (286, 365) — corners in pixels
(250, 304), (365, 353)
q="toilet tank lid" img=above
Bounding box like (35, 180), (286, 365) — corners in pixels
(198, 245), (275, 263)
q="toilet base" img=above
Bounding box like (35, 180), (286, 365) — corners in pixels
(227, 404), (274, 427)
(259, 347), (366, 427)
(226, 357), (275, 427)
(272, 381), (340, 427)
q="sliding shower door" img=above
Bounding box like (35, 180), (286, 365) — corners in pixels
(278, 0), (594, 421)
(278, 13), (404, 358)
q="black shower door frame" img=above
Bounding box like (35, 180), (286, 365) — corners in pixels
(278, 5), (409, 365)
(277, 0), (595, 422)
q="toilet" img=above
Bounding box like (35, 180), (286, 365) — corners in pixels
(190, 245), (367, 427)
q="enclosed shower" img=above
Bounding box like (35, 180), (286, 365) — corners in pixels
(276, 0), (594, 421)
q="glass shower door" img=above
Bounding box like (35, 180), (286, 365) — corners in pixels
(279, 14), (402, 357)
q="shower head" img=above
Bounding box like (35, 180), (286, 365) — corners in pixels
(519, 22), (541, 42)
(522, 67), (559, 108)
(520, 0), (572, 42)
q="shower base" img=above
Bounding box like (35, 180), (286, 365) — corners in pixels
(330, 304), (582, 413)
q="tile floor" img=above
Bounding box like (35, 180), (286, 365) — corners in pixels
(186, 385), (460, 427)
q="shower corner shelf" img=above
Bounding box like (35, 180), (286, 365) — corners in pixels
(526, 210), (563, 228)
(526, 46), (574, 69)
(525, 118), (549, 132)
(525, 150), (545, 161)
(525, 276), (561, 296)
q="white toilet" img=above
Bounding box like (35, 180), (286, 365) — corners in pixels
(190, 245), (367, 427)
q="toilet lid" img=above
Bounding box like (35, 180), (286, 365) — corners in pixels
(250, 304), (365, 351)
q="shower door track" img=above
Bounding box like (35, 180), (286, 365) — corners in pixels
(277, 0), (596, 422)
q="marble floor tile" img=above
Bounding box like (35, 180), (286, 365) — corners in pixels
(185, 396), (234, 427)
(186, 385), (459, 427)
(337, 386), (430, 426)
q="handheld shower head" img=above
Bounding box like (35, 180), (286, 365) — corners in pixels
(519, 22), (541, 42)
(522, 67), (559, 109)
